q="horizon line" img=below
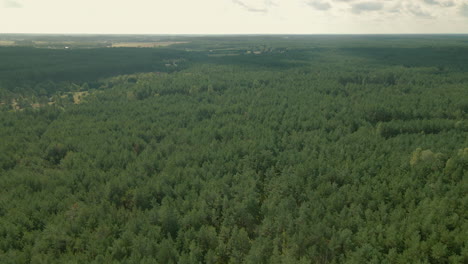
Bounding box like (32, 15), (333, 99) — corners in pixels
(1, 33), (468, 36)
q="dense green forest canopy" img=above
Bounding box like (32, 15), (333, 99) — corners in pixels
(0, 35), (467, 263)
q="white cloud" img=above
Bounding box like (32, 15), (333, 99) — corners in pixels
(408, 8), (433, 18)
(423, 0), (440, 5)
(422, 0), (455, 7)
(307, 0), (331, 11)
(3, 0), (22, 8)
(351, 2), (383, 14)
(460, 3), (468, 17)
(0, 0), (467, 34)
(231, 0), (278, 13)
(232, 0), (268, 13)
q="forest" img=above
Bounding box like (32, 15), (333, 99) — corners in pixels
(0, 35), (467, 263)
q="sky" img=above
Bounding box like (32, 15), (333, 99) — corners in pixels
(1, 0), (467, 34)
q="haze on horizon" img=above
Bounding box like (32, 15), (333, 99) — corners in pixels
(1, 0), (468, 34)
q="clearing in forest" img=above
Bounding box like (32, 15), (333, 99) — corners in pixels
(73, 91), (89, 104)
(0, 40), (15, 46)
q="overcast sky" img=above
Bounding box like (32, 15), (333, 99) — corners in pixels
(1, 0), (467, 34)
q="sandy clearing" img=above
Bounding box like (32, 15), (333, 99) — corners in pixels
(73, 91), (89, 104)
(0, 40), (15, 46)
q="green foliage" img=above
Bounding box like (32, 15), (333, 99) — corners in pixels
(0, 36), (467, 263)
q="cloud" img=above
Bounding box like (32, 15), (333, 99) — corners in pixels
(423, 0), (439, 5)
(303, 0), (464, 20)
(3, 0), (22, 8)
(442, 1), (455, 7)
(265, 0), (277, 7)
(232, 0), (269, 13)
(422, 0), (455, 7)
(460, 4), (468, 17)
(307, 0), (331, 11)
(351, 2), (383, 14)
(387, 2), (403, 14)
(407, 4), (433, 18)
